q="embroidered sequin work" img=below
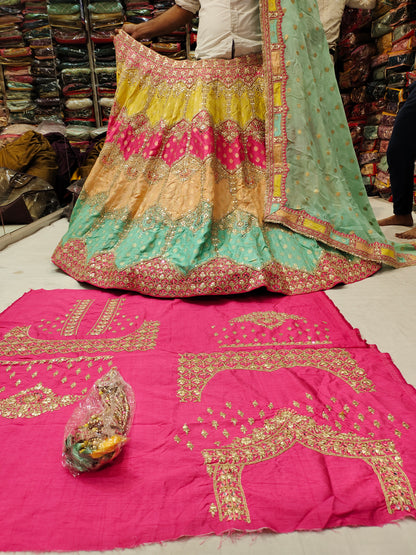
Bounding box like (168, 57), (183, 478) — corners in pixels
(213, 310), (331, 347)
(1, 288), (416, 549)
(202, 408), (416, 522)
(61, 300), (94, 336)
(0, 321), (159, 356)
(178, 348), (374, 402)
(0, 383), (82, 418)
(52, 7), (416, 299)
(229, 311), (305, 329)
(53, 241), (382, 297)
(88, 298), (125, 335)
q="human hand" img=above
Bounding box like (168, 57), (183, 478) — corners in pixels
(118, 22), (149, 40)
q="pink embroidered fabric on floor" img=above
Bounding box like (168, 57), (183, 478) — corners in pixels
(0, 289), (415, 551)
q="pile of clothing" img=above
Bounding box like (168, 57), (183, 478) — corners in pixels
(338, 0), (416, 200)
(0, 121), (106, 223)
(29, 0), (62, 124)
(47, 0), (95, 146)
(95, 65), (116, 123)
(0, 0), (35, 124)
(124, 0), (188, 59)
(86, 1), (123, 124)
(0, 127), (60, 224)
(87, 1), (124, 44)
(0, 0), (64, 125)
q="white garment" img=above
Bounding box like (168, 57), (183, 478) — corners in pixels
(317, 0), (376, 50)
(175, 0), (262, 59)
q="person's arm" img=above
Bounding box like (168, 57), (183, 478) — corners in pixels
(121, 5), (195, 41)
(345, 0), (376, 9)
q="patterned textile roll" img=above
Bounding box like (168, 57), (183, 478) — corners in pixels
(52, 0), (416, 298)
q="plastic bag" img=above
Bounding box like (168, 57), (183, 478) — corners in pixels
(0, 168), (59, 224)
(62, 369), (135, 476)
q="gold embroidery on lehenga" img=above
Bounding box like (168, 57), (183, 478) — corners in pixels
(54, 238), (381, 297)
(0, 383), (82, 418)
(177, 348), (374, 402)
(0, 321), (159, 356)
(202, 408), (416, 522)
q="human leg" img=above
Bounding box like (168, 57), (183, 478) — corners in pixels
(395, 226), (416, 239)
(378, 84), (416, 228)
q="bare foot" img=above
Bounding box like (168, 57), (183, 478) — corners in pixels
(377, 214), (414, 227)
(396, 226), (416, 239)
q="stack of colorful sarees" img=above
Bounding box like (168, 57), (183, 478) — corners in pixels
(52, 0), (416, 297)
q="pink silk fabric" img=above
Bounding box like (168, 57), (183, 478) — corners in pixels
(0, 289), (415, 550)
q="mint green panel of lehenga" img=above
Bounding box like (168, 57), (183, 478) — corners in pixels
(52, 0), (416, 297)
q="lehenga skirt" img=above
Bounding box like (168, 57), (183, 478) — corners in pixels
(52, 2), (415, 297)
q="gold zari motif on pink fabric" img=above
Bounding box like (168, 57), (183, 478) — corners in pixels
(178, 348), (374, 402)
(0, 383), (82, 419)
(203, 409), (416, 522)
(0, 321), (159, 356)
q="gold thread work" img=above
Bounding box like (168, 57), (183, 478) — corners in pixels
(0, 321), (160, 356)
(202, 408), (416, 522)
(178, 348), (374, 402)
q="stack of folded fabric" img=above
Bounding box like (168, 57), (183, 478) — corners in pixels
(59, 66), (93, 149)
(50, 0), (86, 45)
(0, 0), (34, 124)
(124, 0), (153, 26)
(0, 0), (64, 125)
(151, 0), (186, 59)
(87, 1), (124, 45)
(94, 65), (115, 93)
(85, 1), (124, 125)
(337, 0), (416, 200)
(370, 0), (416, 198)
(58, 41), (92, 124)
(27, 0), (62, 123)
(124, 0), (187, 60)
(48, 1), (94, 148)
(92, 40), (116, 124)
(0, 97), (7, 128)
(337, 7), (376, 194)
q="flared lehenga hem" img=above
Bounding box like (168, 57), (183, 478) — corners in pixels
(52, 240), (380, 297)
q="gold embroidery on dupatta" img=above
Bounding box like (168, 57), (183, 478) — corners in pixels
(261, 0), (288, 206)
(177, 348), (374, 402)
(202, 408), (416, 522)
(0, 383), (82, 418)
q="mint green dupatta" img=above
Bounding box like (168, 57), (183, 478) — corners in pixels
(261, 0), (416, 267)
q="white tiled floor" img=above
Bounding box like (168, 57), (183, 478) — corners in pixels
(1, 197), (416, 555)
